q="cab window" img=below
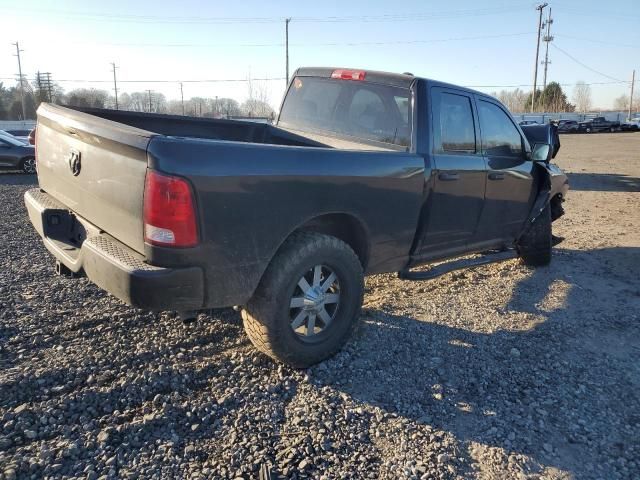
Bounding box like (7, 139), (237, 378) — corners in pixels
(477, 100), (523, 157)
(434, 92), (476, 153)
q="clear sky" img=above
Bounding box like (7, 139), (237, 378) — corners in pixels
(1, 0), (638, 109)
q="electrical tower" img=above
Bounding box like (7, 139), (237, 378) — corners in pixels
(541, 8), (554, 90)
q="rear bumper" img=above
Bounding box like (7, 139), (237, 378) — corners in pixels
(24, 188), (204, 311)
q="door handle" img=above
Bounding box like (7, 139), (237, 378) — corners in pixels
(488, 172), (505, 180)
(438, 172), (460, 181)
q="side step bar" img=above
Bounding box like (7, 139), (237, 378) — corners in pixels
(398, 249), (518, 281)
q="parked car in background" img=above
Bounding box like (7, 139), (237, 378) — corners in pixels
(0, 133), (36, 173)
(4, 129), (31, 142)
(557, 119), (579, 133)
(621, 117), (640, 131)
(577, 116), (621, 133)
(519, 120), (539, 126)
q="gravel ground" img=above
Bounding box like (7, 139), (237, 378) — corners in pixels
(1, 132), (639, 479)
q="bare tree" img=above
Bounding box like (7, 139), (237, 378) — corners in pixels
(493, 89), (528, 113)
(613, 94), (640, 112)
(64, 88), (109, 108)
(572, 81), (592, 113)
(241, 76), (275, 118)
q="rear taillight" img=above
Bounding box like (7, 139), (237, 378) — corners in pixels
(143, 170), (198, 248)
(331, 69), (366, 81)
(29, 127), (37, 172)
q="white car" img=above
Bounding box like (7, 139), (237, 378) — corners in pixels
(621, 117), (640, 131)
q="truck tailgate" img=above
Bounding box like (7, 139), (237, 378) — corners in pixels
(36, 103), (153, 254)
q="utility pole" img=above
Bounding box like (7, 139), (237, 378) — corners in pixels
(541, 8), (553, 90)
(147, 90), (153, 112)
(531, 3), (548, 113)
(630, 70), (636, 120)
(285, 18), (291, 86)
(180, 82), (185, 115)
(111, 62), (119, 110)
(13, 42), (27, 120)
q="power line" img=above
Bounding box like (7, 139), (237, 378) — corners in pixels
(0, 75), (630, 90)
(553, 34), (640, 49)
(6, 5), (534, 24)
(0, 76), (285, 84)
(2, 2), (529, 24)
(550, 43), (626, 82)
(13, 32), (536, 49)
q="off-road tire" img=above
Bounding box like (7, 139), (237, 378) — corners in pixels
(242, 232), (364, 368)
(518, 203), (552, 266)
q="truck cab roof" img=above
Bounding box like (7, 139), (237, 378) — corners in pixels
(294, 67), (487, 98)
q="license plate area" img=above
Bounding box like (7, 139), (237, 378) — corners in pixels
(43, 210), (87, 247)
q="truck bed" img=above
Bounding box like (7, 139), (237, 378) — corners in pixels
(32, 103), (426, 307)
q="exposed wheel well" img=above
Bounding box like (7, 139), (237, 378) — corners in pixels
(550, 193), (565, 221)
(294, 213), (370, 269)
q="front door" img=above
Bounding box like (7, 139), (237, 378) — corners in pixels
(474, 98), (535, 242)
(418, 87), (486, 255)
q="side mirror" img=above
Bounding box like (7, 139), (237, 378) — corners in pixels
(531, 143), (551, 162)
(521, 123), (561, 162)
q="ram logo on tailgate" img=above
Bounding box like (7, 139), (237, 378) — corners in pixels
(67, 149), (81, 176)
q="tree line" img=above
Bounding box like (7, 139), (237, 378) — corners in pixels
(0, 77), (275, 120)
(1, 77), (635, 121)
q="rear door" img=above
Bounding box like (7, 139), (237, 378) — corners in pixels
(474, 97), (535, 241)
(418, 87), (486, 252)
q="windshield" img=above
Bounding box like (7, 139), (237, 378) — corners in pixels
(0, 133), (27, 146)
(278, 76), (412, 150)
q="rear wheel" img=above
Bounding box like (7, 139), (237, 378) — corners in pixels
(242, 232), (364, 368)
(20, 157), (36, 174)
(610, 127), (615, 133)
(518, 204), (552, 267)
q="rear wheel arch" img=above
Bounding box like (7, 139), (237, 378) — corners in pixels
(245, 213), (371, 306)
(287, 213), (370, 270)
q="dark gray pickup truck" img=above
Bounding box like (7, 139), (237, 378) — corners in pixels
(25, 67), (568, 367)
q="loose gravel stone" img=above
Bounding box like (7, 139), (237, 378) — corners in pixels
(1, 134), (639, 479)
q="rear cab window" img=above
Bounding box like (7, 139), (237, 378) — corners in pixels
(432, 91), (477, 154)
(278, 76), (413, 150)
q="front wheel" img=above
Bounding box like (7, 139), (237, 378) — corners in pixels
(242, 232), (364, 368)
(20, 157), (36, 174)
(518, 204), (552, 267)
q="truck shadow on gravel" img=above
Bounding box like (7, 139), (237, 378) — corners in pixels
(310, 246), (640, 477)
(566, 172), (640, 192)
(0, 172), (37, 186)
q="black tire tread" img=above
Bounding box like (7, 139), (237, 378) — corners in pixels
(519, 203), (552, 266)
(242, 231), (364, 368)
